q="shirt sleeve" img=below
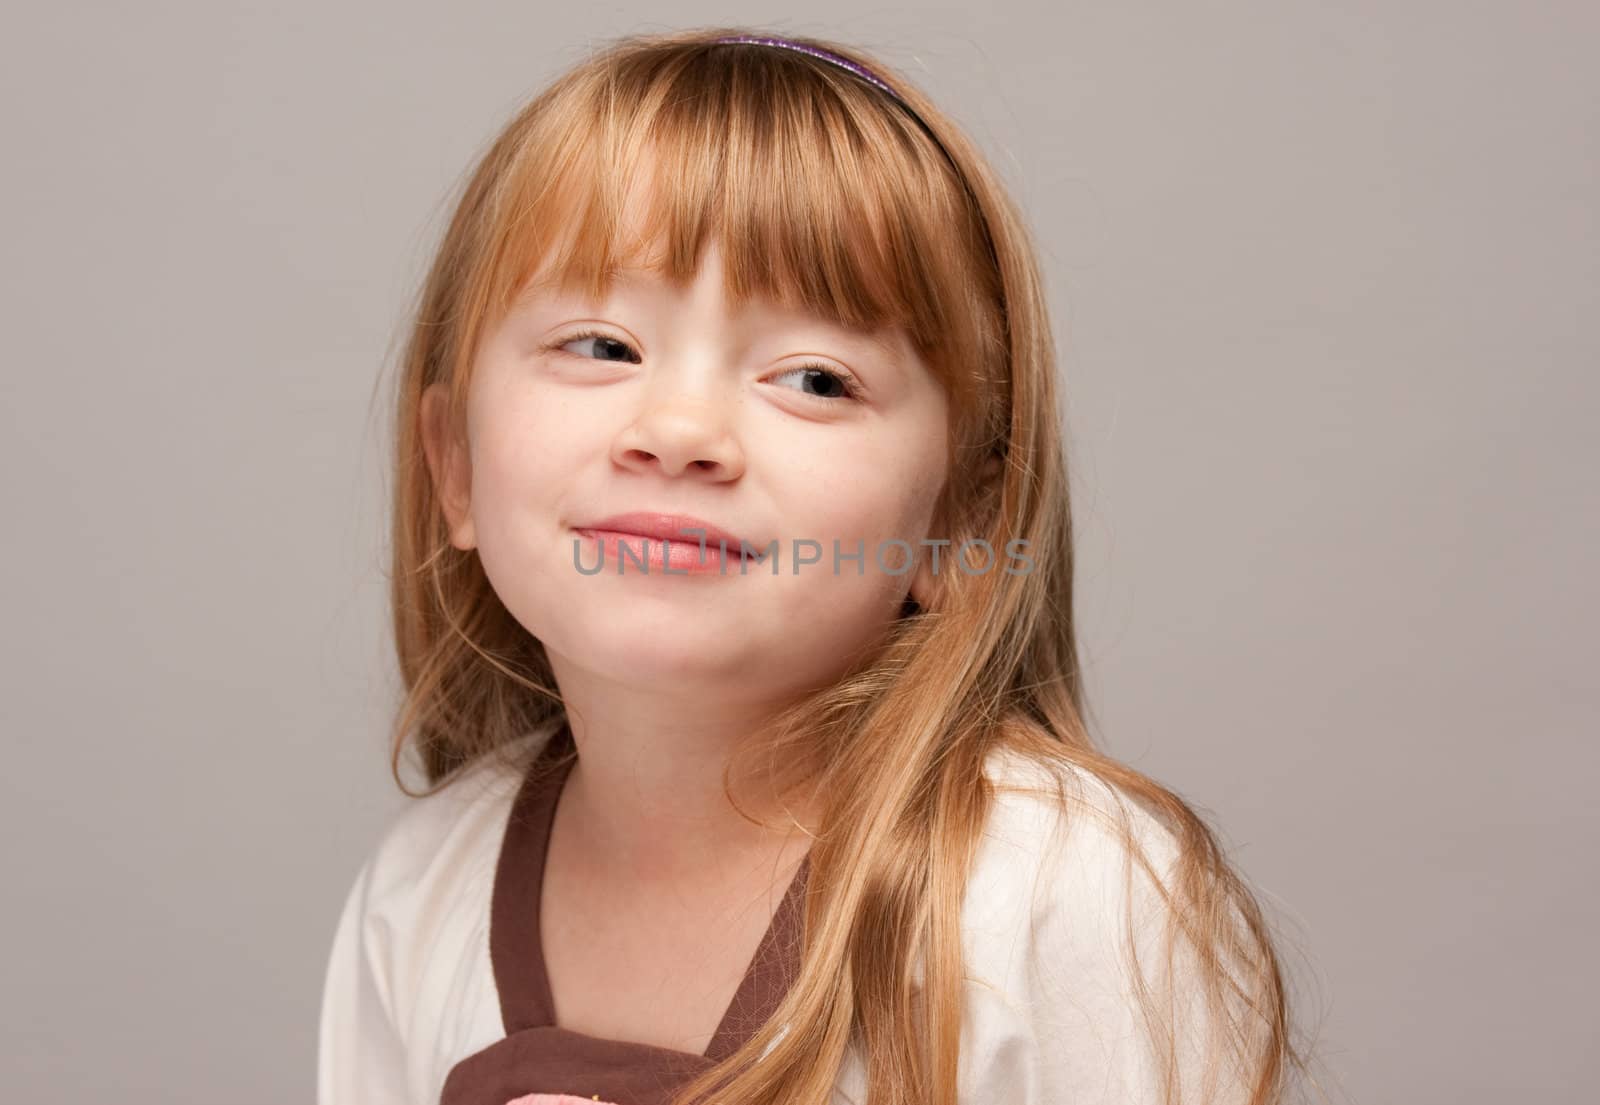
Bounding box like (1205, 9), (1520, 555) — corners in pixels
(958, 775), (1265, 1105)
(317, 855), (417, 1105)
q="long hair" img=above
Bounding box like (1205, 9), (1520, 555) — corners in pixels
(382, 25), (1322, 1105)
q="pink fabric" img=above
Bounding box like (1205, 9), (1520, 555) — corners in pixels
(504, 1096), (622, 1105)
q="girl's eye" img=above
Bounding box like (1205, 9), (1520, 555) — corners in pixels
(549, 328), (642, 364)
(545, 329), (860, 402)
(767, 364), (860, 403)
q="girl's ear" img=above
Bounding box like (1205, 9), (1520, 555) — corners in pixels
(419, 383), (477, 551)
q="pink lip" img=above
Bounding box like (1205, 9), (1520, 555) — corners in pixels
(571, 511), (767, 572)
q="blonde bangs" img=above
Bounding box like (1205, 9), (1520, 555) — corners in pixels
(480, 39), (998, 416)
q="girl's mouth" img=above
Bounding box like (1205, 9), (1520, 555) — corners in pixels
(572, 528), (762, 575)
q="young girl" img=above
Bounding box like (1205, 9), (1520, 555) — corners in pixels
(318, 26), (1316, 1105)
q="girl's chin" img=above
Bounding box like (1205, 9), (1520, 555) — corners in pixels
(564, 639), (764, 686)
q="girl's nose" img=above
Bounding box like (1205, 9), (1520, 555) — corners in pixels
(611, 391), (745, 480)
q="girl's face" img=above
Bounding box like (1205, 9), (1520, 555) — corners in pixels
(422, 237), (950, 704)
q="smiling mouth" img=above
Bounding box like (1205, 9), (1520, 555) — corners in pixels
(571, 527), (766, 569)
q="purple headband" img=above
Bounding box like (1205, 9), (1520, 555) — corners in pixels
(709, 33), (1002, 272)
(711, 34), (899, 98)
(710, 35), (955, 166)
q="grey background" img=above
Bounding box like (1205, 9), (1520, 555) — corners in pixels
(2, 3), (1593, 1103)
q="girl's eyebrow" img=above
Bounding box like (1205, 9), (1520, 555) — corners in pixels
(512, 264), (657, 307)
(851, 329), (905, 364)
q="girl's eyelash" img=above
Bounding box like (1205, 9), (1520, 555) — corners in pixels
(545, 327), (639, 363)
(771, 361), (862, 402)
(545, 327), (862, 402)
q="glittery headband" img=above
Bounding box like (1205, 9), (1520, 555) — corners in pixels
(711, 35), (950, 164)
(712, 34), (900, 98)
(710, 34), (1000, 271)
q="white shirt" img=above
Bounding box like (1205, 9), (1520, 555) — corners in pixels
(317, 718), (1249, 1104)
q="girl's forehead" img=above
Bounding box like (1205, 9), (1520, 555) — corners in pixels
(517, 241), (818, 321)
